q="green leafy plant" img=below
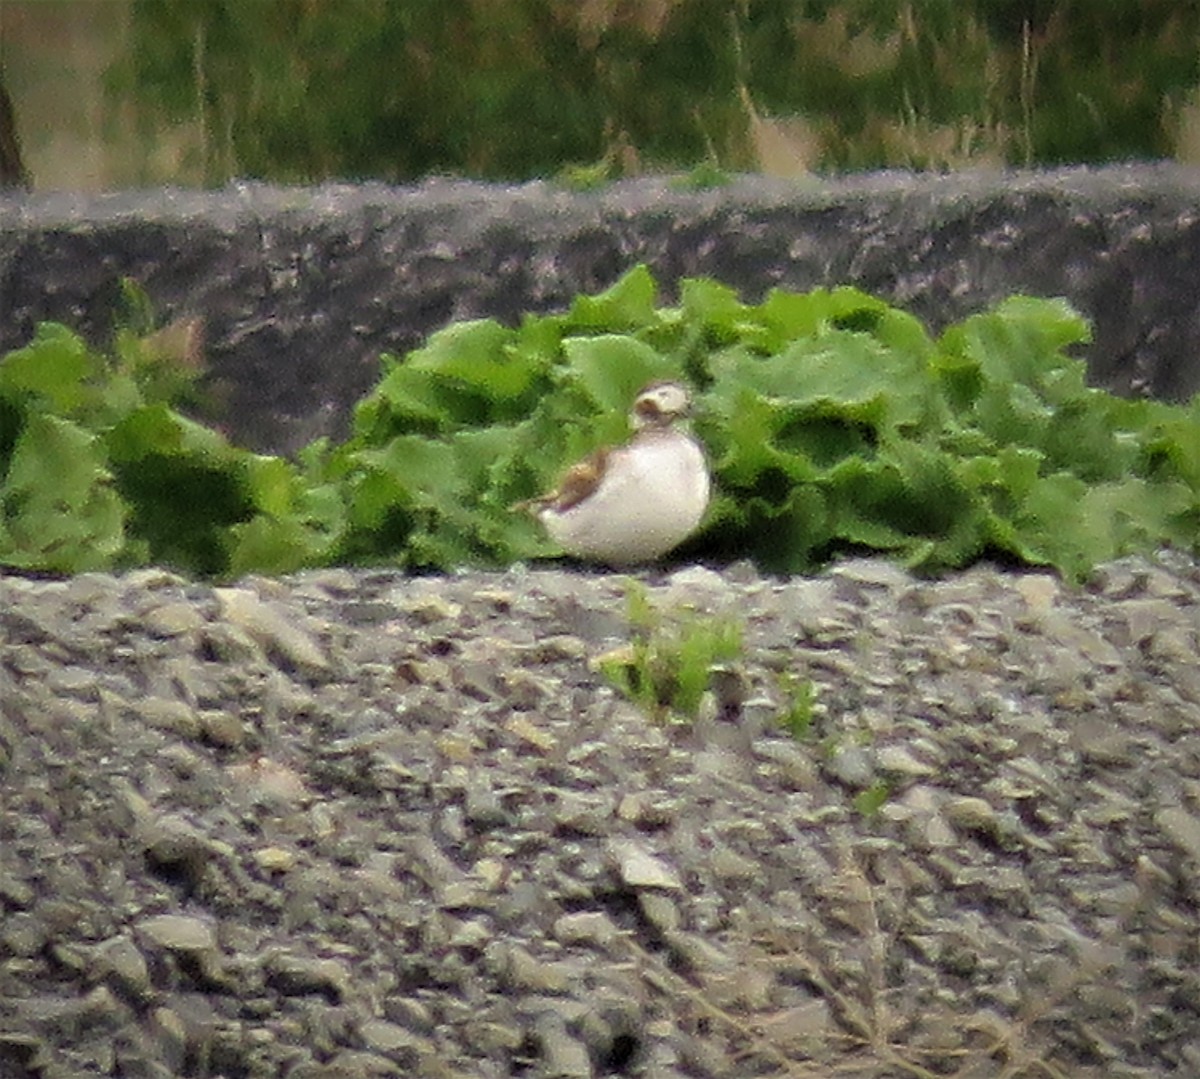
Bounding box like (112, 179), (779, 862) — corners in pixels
(324, 266), (1200, 581)
(2, 264), (1198, 580)
(598, 580), (744, 723)
(0, 288), (338, 577)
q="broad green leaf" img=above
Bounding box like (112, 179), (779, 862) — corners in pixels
(957, 446), (1044, 515)
(343, 467), (412, 534)
(240, 454), (302, 518)
(87, 371), (143, 428)
(756, 286), (892, 351)
(407, 318), (535, 401)
(1011, 472), (1114, 580)
(711, 330), (930, 432)
(1042, 397), (1140, 481)
(355, 358), (465, 439)
(562, 335), (676, 411)
(105, 407), (251, 575)
(567, 264), (659, 331)
(1076, 478), (1194, 564)
(227, 513), (329, 577)
(994, 295), (1093, 353)
(971, 381), (1053, 449)
(713, 485), (832, 574)
(679, 276), (749, 342)
(1134, 399), (1200, 492)
(940, 296), (1090, 395)
(0, 397), (23, 466)
(106, 403), (230, 463)
(453, 424), (523, 499)
(0, 414), (125, 572)
(871, 307), (937, 367)
(702, 382), (804, 489)
(0, 323), (96, 415)
(353, 435), (462, 508)
(825, 443), (973, 551)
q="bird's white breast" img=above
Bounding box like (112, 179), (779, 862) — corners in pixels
(541, 429), (709, 564)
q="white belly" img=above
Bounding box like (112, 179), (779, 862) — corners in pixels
(542, 432), (710, 565)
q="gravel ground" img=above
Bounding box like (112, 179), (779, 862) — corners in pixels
(1, 555), (1199, 1079)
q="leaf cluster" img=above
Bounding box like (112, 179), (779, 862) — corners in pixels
(0, 285), (339, 577)
(2, 267), (1198, 581)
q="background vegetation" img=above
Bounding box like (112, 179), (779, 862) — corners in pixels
(107, 0), (1200, 181)
(5, 0), (1200, 190)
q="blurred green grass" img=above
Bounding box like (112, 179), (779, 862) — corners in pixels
(86, 0), (1200, 187)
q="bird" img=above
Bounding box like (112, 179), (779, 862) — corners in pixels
(516, 380), (710, 565)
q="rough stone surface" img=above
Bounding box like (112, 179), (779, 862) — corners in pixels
(4, 166), (1200, 454)
(2, 553), (1200, 1077)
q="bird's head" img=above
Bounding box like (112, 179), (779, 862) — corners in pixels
(630, 380), (692, 430)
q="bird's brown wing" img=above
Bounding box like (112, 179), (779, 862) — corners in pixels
(513, 446), (611, 514)
(552, 447), (610, 511)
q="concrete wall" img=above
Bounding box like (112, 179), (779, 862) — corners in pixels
(3, 165), (1200, 455)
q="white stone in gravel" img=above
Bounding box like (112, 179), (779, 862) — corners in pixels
(393, 592), (462, 623)
(707, 845), (759, 882)
(921, 820), (960, 854)
(359, 1018), (432, 1058)
(491, 942), (572, 993)
(553, 911), (620, 948)
(822, 744), (875, 789)
(472, 857), (506, 890)
(607, 838), (683, 891)
(440, 880), (491, 910)
(1013, 573), (1059, 612)
(148, 1007), (188, 1073)
(141, 601), (206, 637)
(532, 1010), (592, 1078)
(135, 697), (202, 739)
(1155, 806), (1200, 862)
(1034, 609), (1123, 669)
(448, 918), (492, 950)
(121, 568), (190, 591)
(942, 796), (1000, 834)
(252, 847), (296, 874)
(638, 892), (681, 934)
(663, 930), (736, 976)
(616, 792), (677, 828)
(136, 914), (216, 954)
(832, 558), (915, 589)
(876, 744), (938, 778)
(297, 568), (360, 596)
(552, 791), (613, 835)
(95, 935), (152, 1000)
(214, 587), (330, 675)
(1120, 598), (1186, 644)
(660, 564), (730, 607)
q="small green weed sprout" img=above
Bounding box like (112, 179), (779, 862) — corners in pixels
(853, 780), (892, 818)
(599, 580), (743, 722)
(776, 670), (816, 740)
